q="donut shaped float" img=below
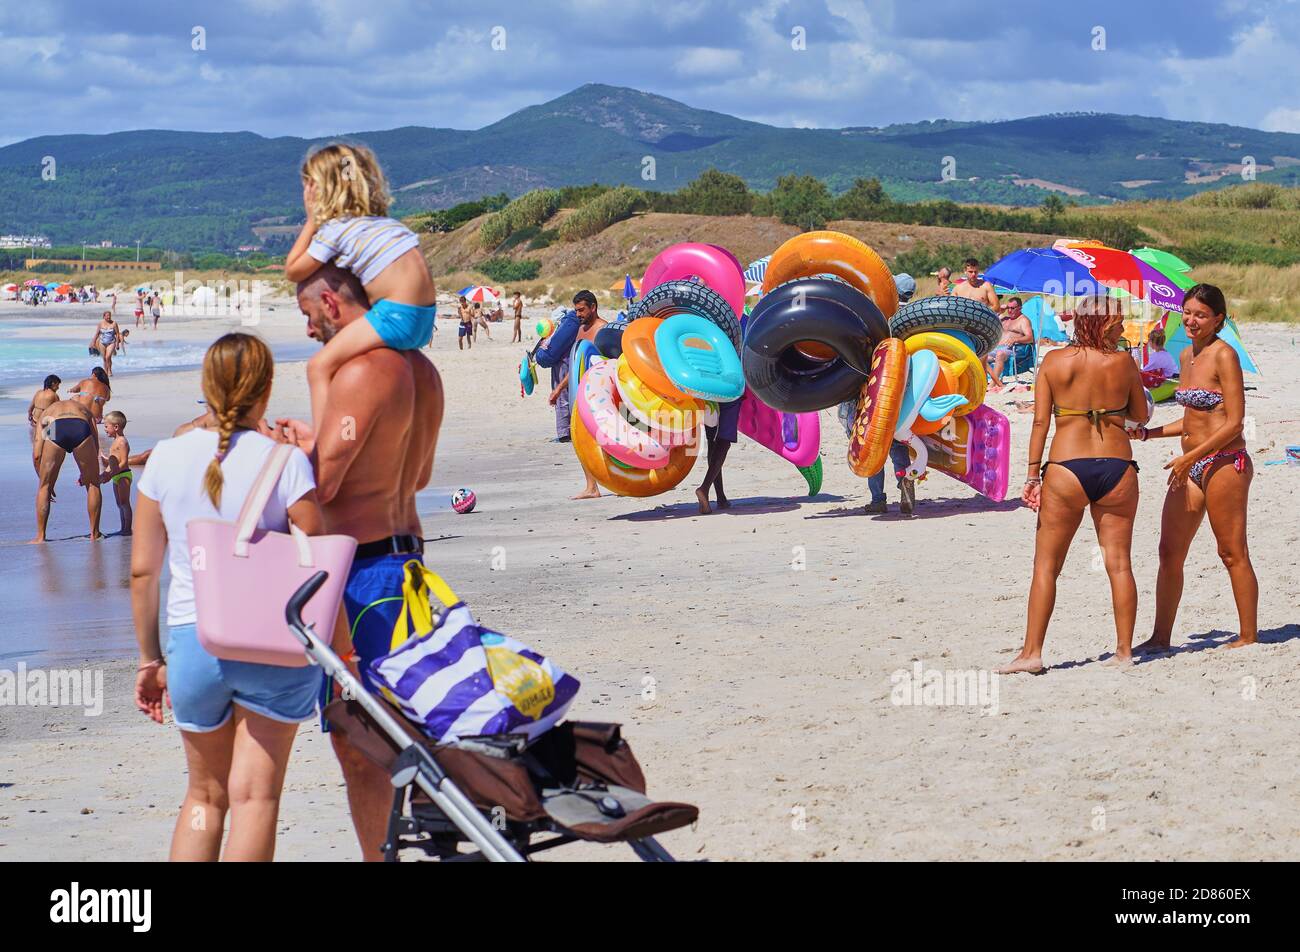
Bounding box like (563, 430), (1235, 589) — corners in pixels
(641, 243), (746, 322)
(613, 356), (709, 445)
(576, 359), (671, 469)
(903, 332), (986, 417)
(571, 405), (699, 497)
(762, 231), (899, 319)
(847, 339), (908, 477)
(653, 313), (744, 402)
(889, 296), (1003, 359)
(621, 318), (693, 402)
(631, 278), (743, 350)
(741, 277), (889, 413)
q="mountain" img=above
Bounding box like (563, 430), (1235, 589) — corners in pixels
(3, 83), (1298, 252)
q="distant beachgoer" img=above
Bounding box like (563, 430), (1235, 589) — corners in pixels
(1133, 284), (1257, 653)
(473, 302), (492, 340)
(108, 291), (117, 314)
(117, 328), (130, 355)
(984, 296), (1034, 391)
(31, 399), (102, 542)
(99, 410), (133, 535)
(458, 296), (473, 350)
(150, 294), (162, 329)
(550, 291), (606, 498)
(1141, 328), (1178, 381)
(131, 333), (326, 861)
(135, 291), (146, 328)
(511, 291), (524, 342)
(952, 258), (999, 311)
(284, 142), (437, 428)
(69, 367), (112, 423)
(90, 310), (121, 376)
(935, 267), (953, 296)
(27, 374), (61, 438)
(287, 262), (443, 861)
(998, 295), (1150, 675)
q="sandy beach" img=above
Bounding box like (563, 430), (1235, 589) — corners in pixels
(2, 298), (1298, 862)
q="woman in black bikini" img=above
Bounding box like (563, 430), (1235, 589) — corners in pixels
(1132, 284), (1257, 651)
(999, 295), (1150, 674)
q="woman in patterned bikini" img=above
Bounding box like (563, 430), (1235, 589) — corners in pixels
(1132, 283), (1257, 651)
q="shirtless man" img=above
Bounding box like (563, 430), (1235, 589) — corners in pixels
(27, 375), (62, 466)
(31, 399), (102, 542)
(282, 263), (443, 861)
(548, 290), (607, 499)
(984, 296), (1035, 391)
(952, 257), (999, 312)
(69, 367), (111, 423)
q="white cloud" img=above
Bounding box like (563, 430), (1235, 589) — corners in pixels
(674, 47), (743, 77)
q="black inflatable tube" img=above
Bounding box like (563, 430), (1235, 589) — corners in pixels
(594, 320), (628, 359)
(741, 277), (889, 413)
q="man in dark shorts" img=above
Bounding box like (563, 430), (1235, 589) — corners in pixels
(286, 263), (443, 861)
(457, 296), (473, 350)
(31, 399), (102, 542)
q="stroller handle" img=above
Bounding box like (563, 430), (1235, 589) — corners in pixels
(286, 571), (329, 630)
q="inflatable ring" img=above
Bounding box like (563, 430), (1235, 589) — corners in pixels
(762, 231), (899, 318)
(621, 317), (693, 402)
(908, 361), (961, 436)
(848, 339), (908, 477)
(640, 243), (745, 323)
(571, 405), (699, 497)
(594, 319), (628, 359)
(631, 278), (743, 350)
(742, 277), (889, 413)
(567, 339), (602, 409)
(889, 296), (1002, 359)
(653, 313), (744, 402)
(903, 332), (986, 416)
(519, 352), (536, 396)
(614, 357), (706, 445)
(576, 360), (670, 469)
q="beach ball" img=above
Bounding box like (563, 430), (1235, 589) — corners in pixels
(451, 488), (477, 514)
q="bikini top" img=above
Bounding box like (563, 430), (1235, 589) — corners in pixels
(1174, 387), (1223, 410)
(1053, 405), (1128, 434)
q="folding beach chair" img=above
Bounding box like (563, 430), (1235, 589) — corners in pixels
(285, 573), (699, 862)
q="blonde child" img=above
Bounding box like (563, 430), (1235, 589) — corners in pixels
(284, 143), (437, 423)
(100, 410), (133, 535)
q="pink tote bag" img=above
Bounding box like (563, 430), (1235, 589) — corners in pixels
(188, 443), (357, 666)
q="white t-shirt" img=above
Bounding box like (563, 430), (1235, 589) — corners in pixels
(137, 429), (316, 627)
(307, 216), (419, 286)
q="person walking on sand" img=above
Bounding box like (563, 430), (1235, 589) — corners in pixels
(150, 292), (163, 330)
(511, 291), (524, 343)
(99, 410), (134, 535)
(457, 296), (473, 350)
(89, 310), (122, 376)
(31, 398), (103, 543)
(130, 333), (330, 861)
(1132, 284), (1258, 652)
(281, 263), (443, 861)
(537, 291), (605, 498)
(134, 290), (146, 328)
(997, 295), (1150, 675)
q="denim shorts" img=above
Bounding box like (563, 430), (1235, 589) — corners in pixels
(165, 623), (323, 732)
(365, 298), (436, 350)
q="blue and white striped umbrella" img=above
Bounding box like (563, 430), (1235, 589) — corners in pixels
(743, 255), (770, 284)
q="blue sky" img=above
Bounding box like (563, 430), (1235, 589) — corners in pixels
(2, 0), (1298, 144)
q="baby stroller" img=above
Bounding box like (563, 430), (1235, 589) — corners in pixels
(286, 573), (699, 862)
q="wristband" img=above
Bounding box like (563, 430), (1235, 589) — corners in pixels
(138, 658), (165, 671)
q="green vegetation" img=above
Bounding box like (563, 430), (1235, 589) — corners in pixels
(558, 186), (644, 241)
(479, 188), (562, 249)
(477, 257), (541, 282)
(406, 193), (508, 233)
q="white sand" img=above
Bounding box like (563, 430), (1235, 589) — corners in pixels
(3, 302), (1299, 861)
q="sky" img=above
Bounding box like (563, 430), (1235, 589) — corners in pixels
(2, 0), (1298, 145)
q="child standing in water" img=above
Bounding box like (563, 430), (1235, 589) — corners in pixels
(100, 410), (133, 535)
(284, 143), (438, 423)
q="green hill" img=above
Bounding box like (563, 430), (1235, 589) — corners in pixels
(3, 83), (1299, 251)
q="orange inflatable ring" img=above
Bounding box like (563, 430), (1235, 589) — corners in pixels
(903, 332), (985, 419)
(571, 406), (699, 497)
(621, 317), (693, 401)
(848, 339), (908, 477)
(907, 361), (961, 436)
(762, 231), (899, 318)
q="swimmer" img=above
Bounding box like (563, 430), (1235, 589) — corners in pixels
(99, 410), (133, 535)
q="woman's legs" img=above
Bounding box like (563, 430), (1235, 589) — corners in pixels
(171, 720), (234, 861)
(1139, 480), (1206, 651)
(222, 705), (300, 861)
(999, 467), (1087, 673)
(1088, 468), (1140, 664)
(103, 342), (115, 376)
(1203, 456), (1258, 647)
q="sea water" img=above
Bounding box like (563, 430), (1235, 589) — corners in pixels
(0, 310), (450, 665)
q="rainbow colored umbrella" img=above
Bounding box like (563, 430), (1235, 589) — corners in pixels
(1056, 241), (1184, 312)
(1130, 247), (1196, 290)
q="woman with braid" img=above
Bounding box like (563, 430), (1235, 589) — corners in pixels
(130, 333), (331, 861)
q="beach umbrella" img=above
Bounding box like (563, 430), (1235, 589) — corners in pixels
(1056, 241), (1185, 312)
(3, 283), (17, 290)
(743, 255), (770, 284)
(462, 285), (499, 303)
(984, 248), (1102, 296)
(1021, 296), (1068, 342)
(1160, 311), (1259, 374)
(1131, 247), (1193, 280)
(24, 279), (42, 286)
(623, 274), (637, 300)
(56, 283), (73, 293)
